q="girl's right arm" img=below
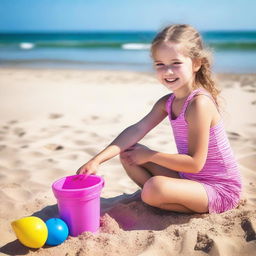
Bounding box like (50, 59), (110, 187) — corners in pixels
(76, 94), (170, 175)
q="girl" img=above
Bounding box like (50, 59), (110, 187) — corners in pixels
(77, 24), (242, 214)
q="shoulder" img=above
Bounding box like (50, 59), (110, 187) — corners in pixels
(158, 93), (173, 106)
(186, 94), (215, 126)
(187, 94), (216, 114)
(154, 93), (172, 109)
(159, 93), (173, 113)
(158, 93), (173, 102)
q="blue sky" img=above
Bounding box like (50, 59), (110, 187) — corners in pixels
(0, 0), (255, 32)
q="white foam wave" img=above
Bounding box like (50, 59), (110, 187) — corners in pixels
(122, 43), (150, 50)
(20, 42), (35, 50)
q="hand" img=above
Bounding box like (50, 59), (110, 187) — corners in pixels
(76, 160), (99, 175)
(121, 143), (155, 165)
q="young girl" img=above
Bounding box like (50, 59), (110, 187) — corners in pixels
(77, 24), (242, 214)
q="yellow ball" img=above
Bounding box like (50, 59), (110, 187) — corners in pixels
(11, 216), (48, 248)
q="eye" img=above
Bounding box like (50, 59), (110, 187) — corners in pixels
(173, 62), (182, 65)
(155, 63), (164, 66)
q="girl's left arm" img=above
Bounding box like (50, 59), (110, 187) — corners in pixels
(145, 96), (213, 173)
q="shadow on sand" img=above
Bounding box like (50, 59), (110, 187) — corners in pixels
(0, 190), (197, 255)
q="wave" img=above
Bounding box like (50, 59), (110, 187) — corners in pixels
(19, 42), (35, 50)
(2, 40), (256, 51)
(122, 43), (151, 50)
(14, 41), (151, 51)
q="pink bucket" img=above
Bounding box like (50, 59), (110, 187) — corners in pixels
(52, 174), (104, 236)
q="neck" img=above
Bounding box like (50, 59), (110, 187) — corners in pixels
(174, 86), (194, 99)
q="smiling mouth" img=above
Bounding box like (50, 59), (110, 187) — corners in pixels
(164, 78), (179, 83)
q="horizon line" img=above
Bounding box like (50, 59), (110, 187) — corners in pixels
(0, 29), (256, 34)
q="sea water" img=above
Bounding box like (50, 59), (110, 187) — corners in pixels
(0, 30), (256, 73)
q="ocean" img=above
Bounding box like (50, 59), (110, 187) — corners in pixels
(0, 31), (256, 73)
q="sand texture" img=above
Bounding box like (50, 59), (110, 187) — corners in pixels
(0, 68), (256, 256)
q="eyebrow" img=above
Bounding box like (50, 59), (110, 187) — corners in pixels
(154, 59), (181, 62)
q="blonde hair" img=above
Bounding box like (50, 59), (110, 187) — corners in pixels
(151, 24), (220, 105)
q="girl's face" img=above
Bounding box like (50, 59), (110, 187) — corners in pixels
(153, 42), (200, 92)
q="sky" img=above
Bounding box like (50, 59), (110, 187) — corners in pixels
(0, 0), (255, 32)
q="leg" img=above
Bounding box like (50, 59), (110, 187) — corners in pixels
(119, 153), (152, 188)
(119, 153), (180, 187)
(141, 176), (209, 213)
(141, 162), (181, 179)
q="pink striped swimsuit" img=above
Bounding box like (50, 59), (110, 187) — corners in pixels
(166, 88), (242, 213)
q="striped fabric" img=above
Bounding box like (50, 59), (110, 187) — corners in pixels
(166, 88), (242, 213)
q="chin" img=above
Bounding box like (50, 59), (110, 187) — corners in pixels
(165, 84), (182, 92)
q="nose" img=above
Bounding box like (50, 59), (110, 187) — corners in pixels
(165, 66), (174, 74)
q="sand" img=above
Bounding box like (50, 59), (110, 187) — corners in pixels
(0, 68), (255, 256)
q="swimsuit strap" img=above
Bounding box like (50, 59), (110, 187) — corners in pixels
(184, 88), (220, 115)
(181, 88), (203, 116)
(166, 88), (218, 117)
(165, 93), (175, 114)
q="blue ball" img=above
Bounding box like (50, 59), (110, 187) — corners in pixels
(45, 218), (69, 246)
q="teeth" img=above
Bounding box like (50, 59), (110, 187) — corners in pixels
(165, 78), (178, 82)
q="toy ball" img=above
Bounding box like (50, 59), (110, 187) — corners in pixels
(11, 216), (48, 248)
(45, 218), (69, 246)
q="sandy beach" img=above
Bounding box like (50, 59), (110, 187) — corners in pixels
(0, 68), (255, 256)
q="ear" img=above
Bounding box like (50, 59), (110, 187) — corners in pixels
(193, 58), (202, 72)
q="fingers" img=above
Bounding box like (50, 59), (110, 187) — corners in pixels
(124, 147), (135, 152)
(76, 169), (96, 175)
(124, 143), (140, 152)
(125, 143), (147, 152)
(76, 166), (91, 175)
(76, 168), (86, 175)
(120, 151), (134, 165)
(120, 151), (131, 159)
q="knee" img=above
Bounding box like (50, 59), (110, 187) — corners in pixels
(119, 151), (129, 164)
(141, 176), (165, 206)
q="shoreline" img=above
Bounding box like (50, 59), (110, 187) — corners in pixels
(1, 65), (256, 75)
